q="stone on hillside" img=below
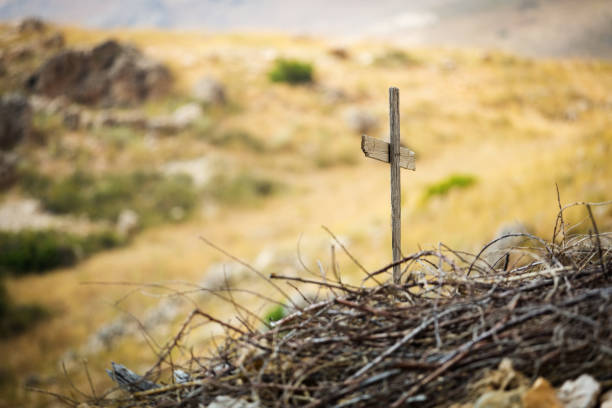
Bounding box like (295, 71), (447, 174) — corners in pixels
(557, 374), (601, 408)
(147, 116), (180, 133)
(26, 40), (172, 107)
(328, 46), (349, 59)
(172, 102), (203, 127)
(483, 222), (528, 270)
(0, 152), (18, 189)
(343, 108), (378, 134)
(201, 262), (250, 291)
(0, 93), (32, 150)
(162, 156), (219, 188)
(193, 77), (226, 105)
(321, 86), (348, 104)
(116, 209), (140, 237)
(141, 298), (182, 329)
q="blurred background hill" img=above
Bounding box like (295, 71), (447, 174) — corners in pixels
(1, 0), (611, 58)
(0, 1), (611, 407)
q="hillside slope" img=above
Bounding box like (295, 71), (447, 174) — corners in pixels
(0, 22), (611, 407)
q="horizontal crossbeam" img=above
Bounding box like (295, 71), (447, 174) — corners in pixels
(361, 134), (415, 170)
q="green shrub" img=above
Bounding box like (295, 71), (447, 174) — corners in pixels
(268, 59), (313, 84)
(21, 170), (198, 226)
(422, 174), (477, 202)
(0, 229), (125, 275)
(0, 280), (49, 338)
(208, 173), (283, 205)
(263, 304), (286, 326)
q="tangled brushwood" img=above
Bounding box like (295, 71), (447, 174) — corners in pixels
(69, 204), (611, 407)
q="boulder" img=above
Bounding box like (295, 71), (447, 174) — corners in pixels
(0, 94), (32, 150)
(557, 374), (601, 408)
(192, 77), (226, 105)
(0, 152), (18, 189)
(172, 102), (203, 127)
(116, 209), (140, 236)
(343, 108), (378, 134)
(26, 40), (172, 107)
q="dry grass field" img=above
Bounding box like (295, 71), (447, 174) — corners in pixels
(0, 23), (611, 407)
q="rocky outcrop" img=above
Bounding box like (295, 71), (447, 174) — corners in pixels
(26, 40), (172, 107)
(0, 93), (32, 150)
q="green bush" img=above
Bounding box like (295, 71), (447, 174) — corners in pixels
(21, 170), (198, 226)
(263, 304), (286, 326)
(208, 173), (283, 205)
(0, 280), (49, 338)
(0, 229), (125, 275)
(422, 174), (477, 202)
(268, 59), (313, 84)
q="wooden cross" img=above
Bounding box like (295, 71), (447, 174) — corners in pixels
(361, 87), (415, 284)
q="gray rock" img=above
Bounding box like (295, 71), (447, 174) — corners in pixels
(483, 222), (529, 270)
(200, 262), (250, 291)
(0, 152), (18, 189)
(26, 40), (172, 107)
(207, 396), (260, 408)
(173, 369), (191, 384)
(106, 362), (160, 392)
(343, 108), (378, 134)
(116, 209), (140, 236)
(193, 77), (226, 105)
(172, 103), (203, 127)
(0, 94), (32, 150)
(147, 116), (180, 133)
(162, 156), (220, 188)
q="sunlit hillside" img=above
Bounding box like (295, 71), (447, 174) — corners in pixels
(0, 20), (611, 407)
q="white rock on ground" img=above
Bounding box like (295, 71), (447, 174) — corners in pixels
(116, 208), (140, 236)
(207, 396), (260, 408)
(192, 77), (226, 105)
(172, 102), (203, 127)
(161, 156), (221, 188)
(343, 107), (378, 134)
(0, 199), (67, 231)
(557, 374), (601, 408)
(200, 262), (250, 291)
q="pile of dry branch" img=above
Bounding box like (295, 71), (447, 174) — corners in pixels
(78, 205), (612, 407)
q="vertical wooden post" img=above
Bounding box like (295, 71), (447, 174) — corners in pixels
(389, 87), (401, 284)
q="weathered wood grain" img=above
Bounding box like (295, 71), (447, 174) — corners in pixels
(389, 87), (402, 284)
(361, 135), (415, 171)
